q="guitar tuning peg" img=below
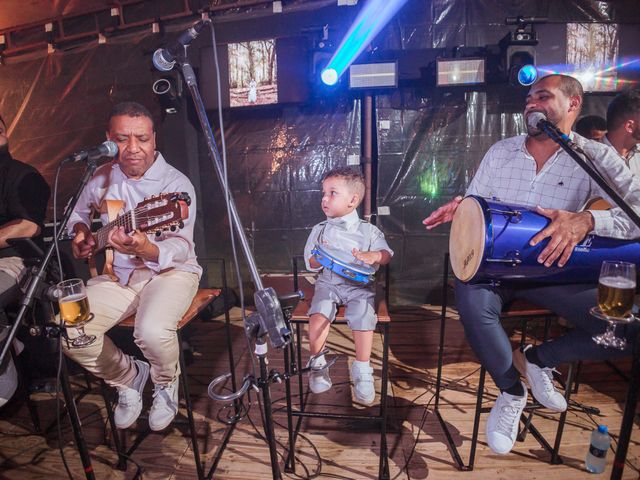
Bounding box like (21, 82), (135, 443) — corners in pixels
(155, 231), (162, 237)
(178, 221), (184, 229)
(170, 225), (177, 232)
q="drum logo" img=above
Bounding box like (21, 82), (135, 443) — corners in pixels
(574, 235), (594, 253)
(463, 249), (475, 270)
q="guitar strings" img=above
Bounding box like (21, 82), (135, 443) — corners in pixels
(94, 202), (181, 247)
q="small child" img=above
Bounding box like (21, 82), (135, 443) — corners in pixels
(303, 167), (393, 405)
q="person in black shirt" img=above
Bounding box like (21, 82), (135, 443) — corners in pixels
(0, 113), (50, 406)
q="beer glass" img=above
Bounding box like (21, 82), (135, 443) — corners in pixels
(57, 278), (95, 347)
(592, 261), (636, 350)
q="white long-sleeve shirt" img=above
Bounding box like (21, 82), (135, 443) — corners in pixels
(68, 153), (202, 284)
(466, 133), (640, 239)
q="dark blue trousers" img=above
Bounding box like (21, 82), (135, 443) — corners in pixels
(454, 280), (637, 389)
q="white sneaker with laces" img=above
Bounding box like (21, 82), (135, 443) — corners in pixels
(350, 361), (375, 405)
(114, 358), (150, 429)
(517, 345), (567, 412)
(486, 382), (527, 455)
(149, 376), (179, 431)
(308, 356), (332, 394)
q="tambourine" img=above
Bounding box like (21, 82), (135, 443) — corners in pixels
(311, 244), (375, 285)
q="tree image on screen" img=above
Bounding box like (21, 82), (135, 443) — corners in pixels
(228, 40), (278, 107)
(567, 23), (619, 92)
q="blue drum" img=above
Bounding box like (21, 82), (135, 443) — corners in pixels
(449, 195), (640, 284)
(311, 244), (376, 285)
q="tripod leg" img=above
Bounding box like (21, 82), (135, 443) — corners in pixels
(258, 352), (282, 480)
(59, 359), (96, 480)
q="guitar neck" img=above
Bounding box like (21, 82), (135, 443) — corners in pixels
(94, 210), (134, 252)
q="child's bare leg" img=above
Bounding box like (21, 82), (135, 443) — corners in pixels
(309, 313), (331, 355)
(353, 330), (374, 362)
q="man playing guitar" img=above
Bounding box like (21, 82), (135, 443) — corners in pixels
(64, 102), (201, 431)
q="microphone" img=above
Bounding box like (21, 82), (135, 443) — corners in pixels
(63, 140), (118, 164)
(152, 20), (209, 72)
(527, 112), (568, 139)
(527, 111), (585, 154)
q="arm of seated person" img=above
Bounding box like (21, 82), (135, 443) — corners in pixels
(351, 248), (391, 266)
(0, 219), (40, 249)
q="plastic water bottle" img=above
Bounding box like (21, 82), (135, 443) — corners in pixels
(585, 425), (610, 473)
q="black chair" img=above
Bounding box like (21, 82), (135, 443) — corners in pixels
(262, 258), (392, 480)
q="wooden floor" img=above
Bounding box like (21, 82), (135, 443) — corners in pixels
(0, 305), (638, 479)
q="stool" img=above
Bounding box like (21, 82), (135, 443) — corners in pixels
(434, 253), (575, 470)
(262, 262), (391, 480)
(102, 288), (220, 479)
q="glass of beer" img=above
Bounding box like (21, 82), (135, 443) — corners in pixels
(57, 278), (95, 347)
(593, 261), (636, 350)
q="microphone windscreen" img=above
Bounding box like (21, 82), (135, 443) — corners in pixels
(102, 140), (118, 158)
(527, 111), (546, 129)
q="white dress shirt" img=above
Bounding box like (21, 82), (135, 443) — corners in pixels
(466, 133), (640, 239)
(304, 209), (393, 272)
(601, 134), (640, 177)
(69, 153), (202, 284)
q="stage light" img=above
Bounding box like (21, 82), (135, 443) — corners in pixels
(321, 68), (338, 86)
(436, 58), (485, 86)
(153, 77), (181, 114)
(323, 0), (409, 84)
(517, 64), (538, 86)
(349, 61), (397, 89)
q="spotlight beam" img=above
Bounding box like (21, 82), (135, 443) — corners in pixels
(323, 0), (409, 83)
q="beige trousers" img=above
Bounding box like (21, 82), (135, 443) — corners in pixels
(63, 268), (199, 387)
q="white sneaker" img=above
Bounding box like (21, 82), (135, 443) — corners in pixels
(308, 356), (332, 394)
(350, 361), (375, 405)
(114, 358), (150, 429)
(149, 376), (179, 431)
(515, 346), (567, 412)
(486, 382), (527, 455)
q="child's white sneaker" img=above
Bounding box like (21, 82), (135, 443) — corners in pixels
(351, 360), (375, 405)
(308, 355), (332, 394)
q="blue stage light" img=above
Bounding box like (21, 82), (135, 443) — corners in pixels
(321, 68), (338, 86)
(323, 0), (409, 84)
(518, 64), (538, 86)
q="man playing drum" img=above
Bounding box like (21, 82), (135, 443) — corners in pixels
(423, 74), (640, 455)
(304, 167), (392, 405)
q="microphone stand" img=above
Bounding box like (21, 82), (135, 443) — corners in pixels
(539, 125), (640, 480)
(170, 44), (289, 479)
(0, 159), (101, 480)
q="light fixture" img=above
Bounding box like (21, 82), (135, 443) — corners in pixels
(436, 58), (485, 86)
(517, 64), (538, 86)
(349, 61), (397, 89)
(321, 68), (338, 86)
(322, 0), (409, 85)
(153, 77), (181, 114)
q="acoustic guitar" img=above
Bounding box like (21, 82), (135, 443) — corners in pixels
(584, 197), (612, 211)
(87, 192), (190, 278)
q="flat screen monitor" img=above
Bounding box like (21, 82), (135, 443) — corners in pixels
(200, 36), (308, 110)
(228, 39), (278, 107)
(566, 23), (620, 92)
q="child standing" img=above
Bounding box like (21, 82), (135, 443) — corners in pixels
(303, 168), (392, 405)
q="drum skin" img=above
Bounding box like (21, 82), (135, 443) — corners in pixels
(449, 195), (640, 284)
(311, 244), (375, 285)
